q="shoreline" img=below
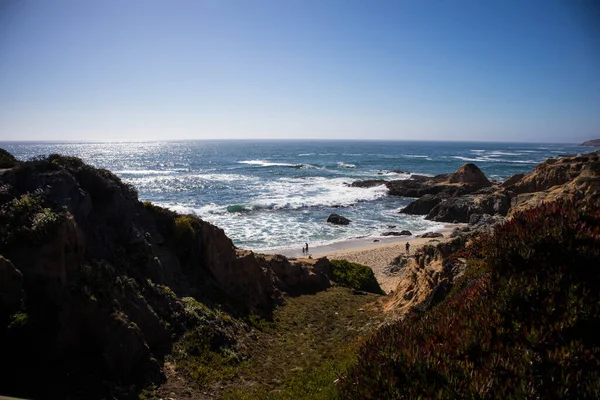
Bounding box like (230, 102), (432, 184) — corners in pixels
(260, 223), (464, 259)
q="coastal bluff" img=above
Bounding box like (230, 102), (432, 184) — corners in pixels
(0, 150), (348, 399)
(581, 139), (600, 146)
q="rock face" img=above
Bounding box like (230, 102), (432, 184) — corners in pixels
(264, 254), (332, 294)
(327, 213), (351, 225)
(425, 189), (512, 223)
(400, 193), (447, 215)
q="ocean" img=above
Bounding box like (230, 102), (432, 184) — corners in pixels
(0, 140), (587, 252)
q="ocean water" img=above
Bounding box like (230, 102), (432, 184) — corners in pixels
(0, 140), (587, 252)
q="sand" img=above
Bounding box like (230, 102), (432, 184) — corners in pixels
(317, 234), (452, 294)
(263, 224), (463, 294)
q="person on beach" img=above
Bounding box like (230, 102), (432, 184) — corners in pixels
(302, 247), (305, 255)
(406, 241), (410, 255)
(305, 242), (309, 254)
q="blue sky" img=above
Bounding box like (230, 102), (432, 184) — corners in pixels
(0, 0), (598, 142)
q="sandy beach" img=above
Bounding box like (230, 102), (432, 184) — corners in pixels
(320, 234), (454, 293)
(263, 224), (463, 294)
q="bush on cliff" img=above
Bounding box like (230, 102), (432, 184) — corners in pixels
(339, 198), (600, 399)
(330, 259), (385, 295)
(0, 190), (65, 249)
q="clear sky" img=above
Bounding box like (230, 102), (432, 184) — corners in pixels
(0, 0), (599, 142)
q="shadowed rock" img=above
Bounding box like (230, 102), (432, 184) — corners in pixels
(327, 213), (351, 225)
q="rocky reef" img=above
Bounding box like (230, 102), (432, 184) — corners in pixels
(0, 151), (339, 399)
(353, 151), (600, 226)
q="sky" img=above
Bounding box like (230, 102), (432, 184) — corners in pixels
(0, 0), (599, 142)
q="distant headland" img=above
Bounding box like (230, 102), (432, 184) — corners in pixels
(581, 139), (600, 146)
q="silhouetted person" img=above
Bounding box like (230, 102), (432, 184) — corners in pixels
(406, 241), (410, 255)
(305, 242), (309, 254)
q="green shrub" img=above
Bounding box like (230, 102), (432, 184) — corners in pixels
(330, 259), (385, 295)
(170, 324), (240, 389)
(0, 191), (64, 250)
(339, 198), (600, 399)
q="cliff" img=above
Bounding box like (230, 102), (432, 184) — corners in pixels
(0, 151), (334, 399)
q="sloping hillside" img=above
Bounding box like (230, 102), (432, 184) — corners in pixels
(339, 198), (600, 398)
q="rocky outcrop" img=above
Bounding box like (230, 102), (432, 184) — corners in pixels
(395, 152), (600, 223)
(419, 232), (443, 238)
(381, 230), (412, 236)
(263, 254), (332, 294)
(400, 193), (448, 215)
(500, 173), (524, 188)
(447, 163), (491, 186)
(327, 213), (351, 225)
(514, 153), (599, 193)
(425, 189), (512, 223)
(352, 163), (491, 199)
(469, 213), (505, 233)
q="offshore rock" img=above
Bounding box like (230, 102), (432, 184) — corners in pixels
(381, 231), (412, 236)
(327, 213), (351, 225)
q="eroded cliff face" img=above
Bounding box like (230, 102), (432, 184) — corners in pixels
(506, 152), (600, 215)
(0, 152), (335, 399)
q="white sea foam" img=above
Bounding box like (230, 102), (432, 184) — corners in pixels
(337, 161), (356, 168)
(452, 156), (537, 164)
(239, 160), (297, 167)
(488, 151), (521, 156)
(249, 177), (388, 211)
(452, 156), (487, 162)
(299, 163), (325, 169)
(199, 173), (260, 182)
(115, 169), (177, 175)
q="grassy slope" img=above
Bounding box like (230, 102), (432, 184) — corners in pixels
(149, 287), (387, 399)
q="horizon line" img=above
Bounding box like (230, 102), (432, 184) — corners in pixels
(0, 138), (586, 145)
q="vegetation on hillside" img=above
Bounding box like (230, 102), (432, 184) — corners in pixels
(339, 198), (600, 399)
(330, 259), (385, 294)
